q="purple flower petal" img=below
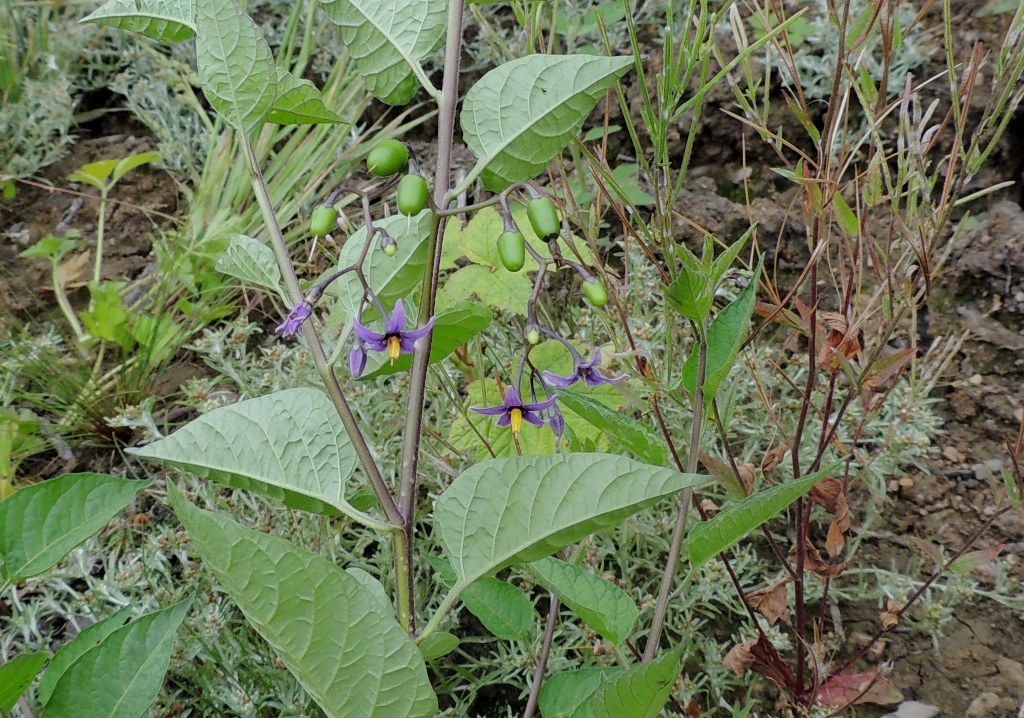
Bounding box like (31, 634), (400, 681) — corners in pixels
(354, 316), (386, 345)
(470, 404), (510, 416)
(496, 413), (511, 427)
(542, 369), (579, 389)
(385, 299), (407, 335)
(549, 411), (565, 437)
(524, 394), (558, 412)
(275, 302), (313, 337)
(521, 411), (546, 428)
(582, 368), (628, 387)
(403, 315), (435, 342)
(349, 345), (367, 377)
(503, 387), (522, 408)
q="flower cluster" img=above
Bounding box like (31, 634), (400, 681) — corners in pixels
(471, 348), (626, 436)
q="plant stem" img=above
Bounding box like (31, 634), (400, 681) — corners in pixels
(643, 318), (708, 661)
(396, 0), (467, 635)
(242, 136), (400, 529)
(52, 260), (88, 343)
(92, 189), (108, 287)
(523, 594), (561, 718)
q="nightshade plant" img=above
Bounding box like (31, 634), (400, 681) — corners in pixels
(9, 0), (1021, 717)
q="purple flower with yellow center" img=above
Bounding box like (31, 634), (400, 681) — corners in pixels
(276, 301), (313, 337)
(542, 348), (627, 388)
(470, 387), (558, 435)
(349, 299), (435, 378)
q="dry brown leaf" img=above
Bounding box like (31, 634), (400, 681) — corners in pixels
(879, 599), (902, 630)
(723, 639), (757, 678)
(761, 442), (789, 474)
(56, 251), (91, 287)
(826, 519), (846, 558)
(699, 498), (720, 517)
(747, 580), (791, 626)
(793, 538), (846, 577)
(815, 670), (904, 707)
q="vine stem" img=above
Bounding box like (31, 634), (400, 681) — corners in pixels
(396, 0), (468, 635)
(241, 135), (411, 613)
(643, 317), (708, 662)
(523, 594), (561, 718)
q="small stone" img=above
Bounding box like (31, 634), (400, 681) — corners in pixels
(969, 373), (984, 385)
(943, 446), (966, 463)
(966, 692), (1001, 718)
(997, 657), (1024, 691)
(881, 701), (940, 718)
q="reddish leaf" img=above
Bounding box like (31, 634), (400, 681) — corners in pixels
(815, 670), (904, 707)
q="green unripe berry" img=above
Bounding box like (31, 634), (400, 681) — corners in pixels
(583, 279), (608, 307)
(526, 197), (560, 239)
(310, 205), (338, 237)
(526, 328), (541, 345)
(367, 140), (409, 177)
(396, 174), (429, 216)
(496, 231), (526, 272)
(380, 234), (398, 256)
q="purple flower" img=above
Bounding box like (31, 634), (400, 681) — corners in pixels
(349, 299), (435, 377)
(549, 409), (565, 438)
(542, 348), (627, 389)
(276, 301), (313, 337)
(470, 387), (558, 435)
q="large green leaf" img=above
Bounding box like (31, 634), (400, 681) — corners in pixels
(37, 607), (134, 704)
(686, 463), (840, 568)
(681, 261), (763, 406)
(129, 388), (367, 521)
(461, 55), (633, 191)
(216, 234), (283, 295)
(267, 68), (346, 125)
(0, 652), (48, 713)
(0, 473), (151, 581)
(80, 0), (195, 41)
(435, 453), (707, 590)
(556, 390), (666, 466)
(358, 301), (491, 380)
(330, 211), (432, 326)
(195, 0), (277, 136)
(167, 483), (437, 718)
(42, 598), (192, 718)
(581, 646), (683, 718)
(318, 0), (446, 105)
(438, 263), (533, 315)
(526, 557), (637, 646)
(539, 668), (616, 718)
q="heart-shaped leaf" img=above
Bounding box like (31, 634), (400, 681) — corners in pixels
(195, 0), (277, 136)
(167, 483), (437, 718)
(42, 598), (192, 718)
(129, 388), (370, 523)
(0, 473), (151, 581)
(318, 0), (445, 105)
(436, 453), (707, 590)
(461, 55), (633, 191)
(216, 234), (283, 295)
(267, 68), (346, 125)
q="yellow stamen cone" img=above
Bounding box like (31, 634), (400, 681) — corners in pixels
(510, 407), (523, 434)
(387, 335), (401, 362)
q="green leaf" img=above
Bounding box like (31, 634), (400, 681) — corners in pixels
(0, 652), (49, 713)
(462, 577), (535, 641)
(195, 0), (277, 136)
(526, 557), (637, 645)
(556, 390), (665, 465)
(682, 261), (763, 406)
(267, 68), (346, 125)
(462, 55), (633, 191)
(216, 234), (283, 294)
(832, 193), (861, 236)
(112, 151), (161, 184)
(42, 598), (192, 718)
(129, 388), (366, 520)
(539, 668), (616, 718)
(68, 160), (118, 189)
(37, 607), (134, 704)
(80, 0), (195, 41)
(167, 483), (437, 718)
(417, 632), (459, 661)
(19, 232), (80, 261)
(436, 453), (708, 589)
(358, 301), (491, 379)
(449, 379), (558, 460)
(709, 227), (753, 284)
(318, 0), (445, 105)
(81, 282), (131, 347)
(329, 211), (432, 326)
(0, 473), (151, 581)
(438, 263), (533, 315)
(686, 462), (840, 568)
(582, 645), (684, 718)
